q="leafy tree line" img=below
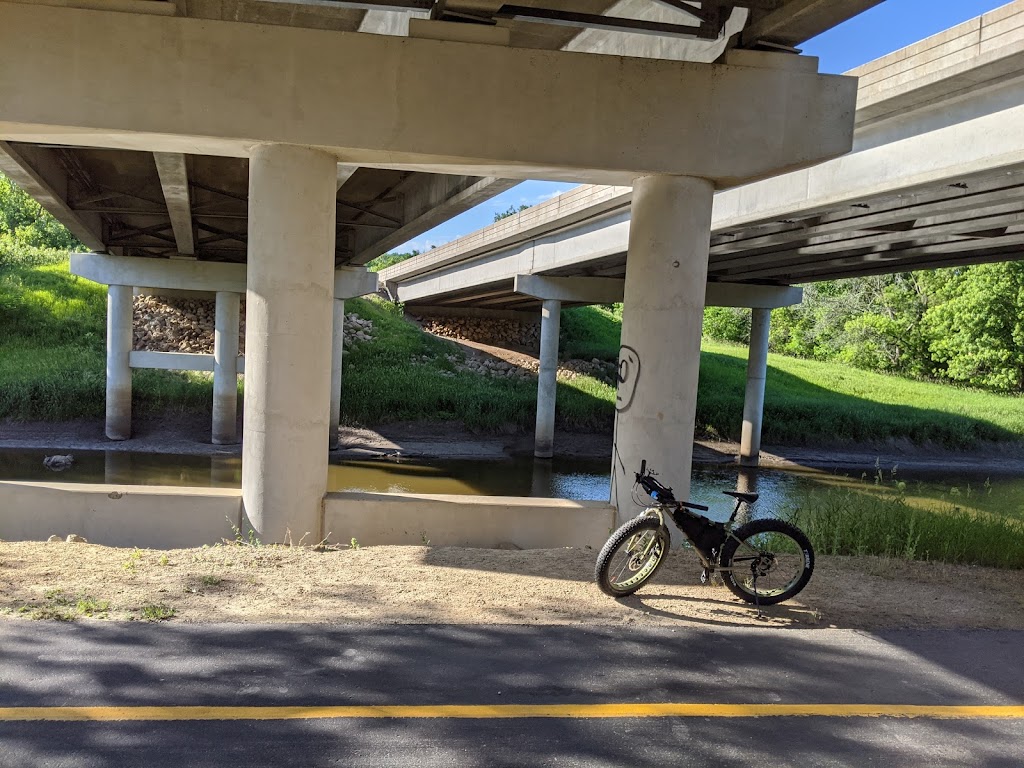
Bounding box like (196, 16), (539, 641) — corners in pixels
(703, 264), (1024, 392)
(0, 172), (82, 263)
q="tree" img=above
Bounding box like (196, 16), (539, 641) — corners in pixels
(365, 249), (420, 272)
(493, 203), (531, 223)
(923, 262), (1024, 391)
(702, 306), (750, 344)
(0, 172), (82, 251)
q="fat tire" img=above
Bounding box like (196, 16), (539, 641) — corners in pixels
(720, 518), (814, 606)
(595, 516), (670, 598)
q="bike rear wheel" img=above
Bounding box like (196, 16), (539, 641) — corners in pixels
(719, 519), (814, 606)
(595, 515), (670, 598)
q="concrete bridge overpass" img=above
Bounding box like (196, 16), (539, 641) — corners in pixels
(0, 0), (895, 544)
(380, 1), (1024, 467)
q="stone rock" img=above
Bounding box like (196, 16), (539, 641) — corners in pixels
(66, 534), (88, 543)
(43, 455), (74, 471)
(46, 535), (62, 543)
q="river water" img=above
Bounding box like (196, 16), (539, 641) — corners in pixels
(3, 448), (1023, 523)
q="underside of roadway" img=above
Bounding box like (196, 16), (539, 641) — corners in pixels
(1, 623), (1022, 767)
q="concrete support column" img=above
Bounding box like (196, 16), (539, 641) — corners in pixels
(105, 284), (133, 440)
(534, 299), (561, 459)
(329, 298), (345, 450)
(740, 308), (771, 467)
(212, 291), (240, 445)
(242, 144), (337, 543)
(611, 175), (713, 525)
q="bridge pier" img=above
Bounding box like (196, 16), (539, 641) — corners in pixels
(212, 290), (240, 445)
(740, 307), (771, 467)
(514, 274), (625, 459)
(241, 144), (337, 544)
(105, 284), (133, 441)
(611, 175), (713, 525)
(535, 299), (562, 459)
(329, 299), (346, 451)
(329, 269), (379, 450)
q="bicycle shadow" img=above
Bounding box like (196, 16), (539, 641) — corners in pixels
(620, 591), (825, 628)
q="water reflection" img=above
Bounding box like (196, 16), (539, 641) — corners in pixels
(1, 448), (1023, 520)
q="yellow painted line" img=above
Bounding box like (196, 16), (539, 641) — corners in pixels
(1, 704), (1024, 722)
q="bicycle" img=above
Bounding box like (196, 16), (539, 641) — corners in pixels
(595, 460), (814, 607)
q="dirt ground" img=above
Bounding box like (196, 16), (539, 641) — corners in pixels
(2, 541), (1022, 630)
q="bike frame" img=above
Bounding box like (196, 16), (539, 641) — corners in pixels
(639, 499), (749, 572)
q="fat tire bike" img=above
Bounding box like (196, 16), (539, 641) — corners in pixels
(595, 460), (814, 607)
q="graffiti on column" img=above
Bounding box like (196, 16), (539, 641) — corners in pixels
(615, 345), (641, 413)
(611, 345), (641, 504)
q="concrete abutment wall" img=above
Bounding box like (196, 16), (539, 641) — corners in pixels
(0, 483), (614, 551)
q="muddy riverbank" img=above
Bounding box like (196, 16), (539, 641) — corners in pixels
(4, 415), (1024, 475)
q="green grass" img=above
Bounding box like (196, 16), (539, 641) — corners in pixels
(789, 486), (1024, 569)
(560, 303), (621, 360)
(341, 297), (612, 431)
(698, 340), (1024, 448)
(3, 256), (1023, 447)
(139, 603), (176, 621)
(0, 254), (216, 420)
(14, 588), (111, 621)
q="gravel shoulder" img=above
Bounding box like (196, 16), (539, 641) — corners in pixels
(2, 541), (1022, 630)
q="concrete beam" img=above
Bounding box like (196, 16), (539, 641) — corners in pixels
(352, 176), (517, 264)
(738, 231), (1024, 282)
(515, 274), (624, 304)
(334, 266), (378, 299)
(741, 0), (884, 49)
(357, 7), (426, 36)
(0, 142), (105, 251)
(713, 102), (1024, 233)
(379, 184), (632, 284)
(153, 152), (195, 256)
(72, 252), (247, 293)
(850, 3), (1024, 128)
(336, 164), (358, 191)
(129, 350), (246, 373)
(72, 252), (372, 298)
(0, 3), (857, 186)
(704, 283), (802, 309)
(2, 0), (177, 16)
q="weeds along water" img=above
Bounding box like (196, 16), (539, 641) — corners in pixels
(787, 478), (1024, 569)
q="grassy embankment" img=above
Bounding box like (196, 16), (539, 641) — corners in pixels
(3, 254), (1024, 446)
(0, 253), (609, 430)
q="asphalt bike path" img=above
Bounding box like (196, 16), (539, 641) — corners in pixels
(1, 623), (1022, 766)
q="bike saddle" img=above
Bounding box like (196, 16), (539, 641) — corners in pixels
(722, 491), (759, 503)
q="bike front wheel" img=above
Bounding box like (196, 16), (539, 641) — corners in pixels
(719, 519), (814, 606)
(595, 515), (670, 598)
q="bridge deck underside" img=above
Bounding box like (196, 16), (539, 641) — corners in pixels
(405, 166), (1024, 312)
(1, 141), (502, 267)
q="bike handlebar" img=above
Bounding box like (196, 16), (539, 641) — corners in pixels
(635, 459), (676, 503)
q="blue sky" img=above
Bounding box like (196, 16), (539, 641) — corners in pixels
(394, 0), (1011, 254)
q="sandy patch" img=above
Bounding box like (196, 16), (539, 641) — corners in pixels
(1, 541), (1022, 629)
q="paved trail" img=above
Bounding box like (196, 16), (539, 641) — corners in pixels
(1, 624), (1022, 766)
